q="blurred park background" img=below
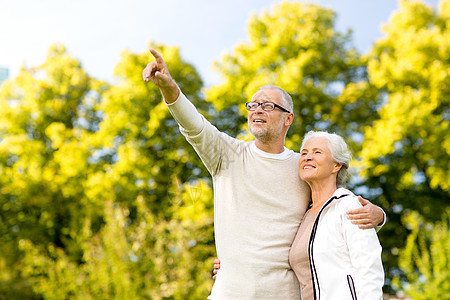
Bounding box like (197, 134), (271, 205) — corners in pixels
(0, 0), (449, 299)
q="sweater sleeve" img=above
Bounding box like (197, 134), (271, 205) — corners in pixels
(375, 209), (387, 232)
(167, 92), (204, 135)
(341, 197), (384, 299)
(167, 92), (240, 176)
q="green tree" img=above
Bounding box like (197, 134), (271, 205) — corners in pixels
(359, 0), (450, 293)
(206, 1), (380, 151)
(0, 44), (102, 299)
(393, 209), (450, 299)
(19, 180), (214, 300)
(0, 43), (216, 299)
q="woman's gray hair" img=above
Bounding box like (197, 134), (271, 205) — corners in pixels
(300, 130), (352, 187)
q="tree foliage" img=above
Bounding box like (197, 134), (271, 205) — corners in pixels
(206, 1), (380, 150)
(362, 0), (450, 199)
(0, 43), (215, 299)
(0, 44), (101, 298)
(19, 181), (214, 300)
(358, 0), (450, 293)
(393, 209), (450, 298)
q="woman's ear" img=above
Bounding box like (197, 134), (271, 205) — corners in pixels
(332, 163), (342, 174)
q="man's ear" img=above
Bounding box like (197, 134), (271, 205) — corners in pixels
(285, 113), (294, 126)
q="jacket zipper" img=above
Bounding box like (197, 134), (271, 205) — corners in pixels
(347, 275), (358, 300)
(308, 193), (349, 300)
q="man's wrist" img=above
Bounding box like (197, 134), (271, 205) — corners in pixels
(161, 82), (180, 104)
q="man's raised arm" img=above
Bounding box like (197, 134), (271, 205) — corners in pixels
(143, 48), (180, 104)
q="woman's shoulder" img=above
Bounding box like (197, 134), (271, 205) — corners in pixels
(332, 188), (362, 211)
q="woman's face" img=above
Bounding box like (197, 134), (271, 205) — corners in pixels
(299, 137), (341, 184)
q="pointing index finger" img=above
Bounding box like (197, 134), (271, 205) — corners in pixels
(149, 48), (165, 64)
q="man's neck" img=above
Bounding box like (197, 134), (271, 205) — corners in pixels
(254, 139), (286, 154)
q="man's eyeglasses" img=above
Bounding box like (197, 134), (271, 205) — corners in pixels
(245, 102), (291, 113)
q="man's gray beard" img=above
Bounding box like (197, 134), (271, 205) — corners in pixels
(249, 118), (286, 144)
(249, 127), (273, 144)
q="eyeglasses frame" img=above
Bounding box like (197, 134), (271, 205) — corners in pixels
(245, 101), (291, 113)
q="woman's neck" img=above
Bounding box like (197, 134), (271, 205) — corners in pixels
(308, 180), (338, 212)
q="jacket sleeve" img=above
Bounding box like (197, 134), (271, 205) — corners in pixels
(341, 197), (384, 299)
(167, 92), (240, 176)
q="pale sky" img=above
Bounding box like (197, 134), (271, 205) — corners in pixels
(0, 0), (440, 87)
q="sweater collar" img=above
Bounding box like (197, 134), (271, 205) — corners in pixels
(251, 142), (293, 160)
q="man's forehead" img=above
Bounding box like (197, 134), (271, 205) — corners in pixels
(251, 88), (282, 102)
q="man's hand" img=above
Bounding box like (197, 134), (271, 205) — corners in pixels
(212, 258), (220, 280)
(346, 196), (385, 229)
(142, 48), (180, 103)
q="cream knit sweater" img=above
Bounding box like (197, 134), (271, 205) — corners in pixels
(168, 93), (310, 299)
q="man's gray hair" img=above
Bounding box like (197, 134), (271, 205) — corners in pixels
(258, 85), (293, 113)
(300, 130), (352, 187)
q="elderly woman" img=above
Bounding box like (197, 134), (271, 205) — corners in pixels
(288, 130), (384, 299)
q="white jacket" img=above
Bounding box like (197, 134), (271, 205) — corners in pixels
(308, 188), (384, 300)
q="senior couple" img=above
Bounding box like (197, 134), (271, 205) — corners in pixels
(143, 49), (384, 299)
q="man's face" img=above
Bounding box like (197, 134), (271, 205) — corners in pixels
(247, 88), (290, 143)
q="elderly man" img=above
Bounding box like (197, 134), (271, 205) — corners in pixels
(143, 49), (384, 299)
